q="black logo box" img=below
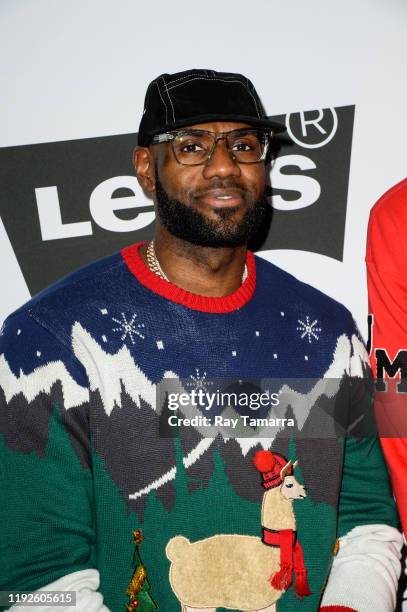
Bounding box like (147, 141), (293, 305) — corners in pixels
(0, 106), (354, 296)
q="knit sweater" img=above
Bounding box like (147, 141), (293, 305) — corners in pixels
(0, 242), (402, 612)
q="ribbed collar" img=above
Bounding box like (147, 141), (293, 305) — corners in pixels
(121, 242), (256, 313)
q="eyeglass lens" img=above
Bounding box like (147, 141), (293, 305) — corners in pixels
(173, 130), (267, 165)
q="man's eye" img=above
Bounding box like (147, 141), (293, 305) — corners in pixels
(285, 483), (294, 488)
(180, 143), (204, 153)
(232, 142), (253, 152)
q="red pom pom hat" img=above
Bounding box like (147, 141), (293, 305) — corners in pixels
(253, 450), (293, 489)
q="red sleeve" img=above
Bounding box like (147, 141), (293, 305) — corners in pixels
(319, 607), (357, 611)
(366, 178), (407, 535)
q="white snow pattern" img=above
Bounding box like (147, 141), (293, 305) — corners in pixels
(186, 368), (213, 393)
(297, 315), (322, 343)
(111, 312), (145, 344)
(0, 354), (88, 409)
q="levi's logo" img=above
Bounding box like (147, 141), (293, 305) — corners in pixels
(0, 106), (354, 295)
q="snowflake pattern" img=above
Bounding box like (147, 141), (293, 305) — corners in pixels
(112, 312), (145, 344)
(185, 368), (213, 392)
(297, 316), (321, 344)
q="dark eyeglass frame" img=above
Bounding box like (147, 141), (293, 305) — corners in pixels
(151, 127), (273, 166)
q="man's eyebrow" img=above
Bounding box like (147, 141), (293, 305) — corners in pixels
(182, 128), (255, 135)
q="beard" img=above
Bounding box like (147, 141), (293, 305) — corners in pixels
(154, 170), (269, 248)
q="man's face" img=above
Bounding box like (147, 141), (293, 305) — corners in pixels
(142, 121), (269, 247)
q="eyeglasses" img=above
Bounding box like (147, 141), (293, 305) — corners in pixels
(151, 127), (272, 166)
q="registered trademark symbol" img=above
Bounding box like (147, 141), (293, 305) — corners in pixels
(285, 108), (338, 149)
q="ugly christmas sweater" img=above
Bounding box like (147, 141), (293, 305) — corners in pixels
(0, 242), (402, 612)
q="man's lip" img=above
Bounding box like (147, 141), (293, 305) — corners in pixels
(195, 189), (245, 207)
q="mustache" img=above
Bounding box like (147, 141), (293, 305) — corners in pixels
(190, 181), (248, 198)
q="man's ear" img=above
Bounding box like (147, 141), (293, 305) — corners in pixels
(133, 147), (155, 193)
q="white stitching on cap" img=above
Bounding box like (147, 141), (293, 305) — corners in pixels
(166, 72), (241, 87)
(160, 76), (175, 123)
(164, 75), (264, 121)
(167, 76), (250, 91)
(155, 81), (168, 124)
(167, 75), (242, 90)
(246, 77), (261, 118)
(163, 76), (176, 122)
(166, 72), (210, 86)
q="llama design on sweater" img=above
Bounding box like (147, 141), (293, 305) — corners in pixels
(166, 452), (310, 612)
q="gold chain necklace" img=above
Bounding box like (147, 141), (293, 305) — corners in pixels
(146, 240), (170, 281)
(146, 240), (248, 284)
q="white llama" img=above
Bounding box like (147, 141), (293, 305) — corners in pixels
(166, 451), (309, 612)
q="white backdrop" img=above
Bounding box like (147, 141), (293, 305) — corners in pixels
(1, 0), (406, 338)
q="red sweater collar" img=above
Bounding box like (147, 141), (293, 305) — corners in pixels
(121, 242), (256, 314)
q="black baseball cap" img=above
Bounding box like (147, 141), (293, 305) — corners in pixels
(137, 69), (286, 146)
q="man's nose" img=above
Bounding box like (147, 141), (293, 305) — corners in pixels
(202, 139), (241, 179)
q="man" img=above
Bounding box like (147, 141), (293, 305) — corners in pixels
(0, 69), (402, 612)
(366, 178), (407, 612)
(366, 179), (407, 531)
